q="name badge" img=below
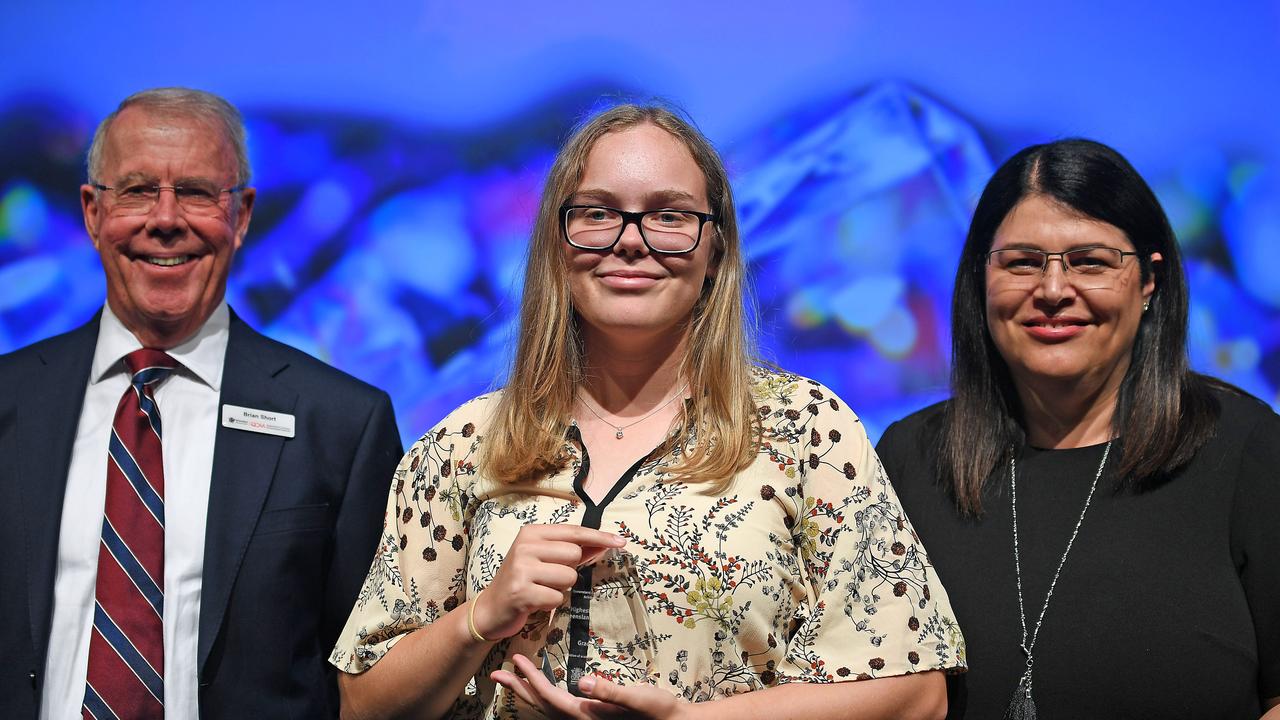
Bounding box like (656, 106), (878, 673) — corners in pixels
(222, 404), (296, 438)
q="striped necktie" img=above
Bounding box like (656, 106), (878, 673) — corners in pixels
(82, 349), (177, 720)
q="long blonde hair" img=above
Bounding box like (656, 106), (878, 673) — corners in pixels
(483, 103), (758, 493)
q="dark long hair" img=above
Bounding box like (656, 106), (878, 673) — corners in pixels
(941, 138), (1219, 515)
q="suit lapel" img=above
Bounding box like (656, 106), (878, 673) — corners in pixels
(198, 315), (296, 672)
(20, 317), (100, 661)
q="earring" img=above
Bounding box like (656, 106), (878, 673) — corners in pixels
(1142, 300), (1150, 312)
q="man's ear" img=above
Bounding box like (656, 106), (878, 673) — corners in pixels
(232, 187), (256, 251)
(81, 184), (102, 249)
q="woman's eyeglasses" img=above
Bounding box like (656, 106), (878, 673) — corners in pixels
(561, 205), (716, 254)
(987, 246), (1141, 289)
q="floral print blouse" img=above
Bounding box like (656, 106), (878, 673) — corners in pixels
(331, 368), (966, 717)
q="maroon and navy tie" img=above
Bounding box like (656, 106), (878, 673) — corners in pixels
(82, 349), (177, 720)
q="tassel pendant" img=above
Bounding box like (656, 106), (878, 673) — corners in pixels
(1003, 673), (1037, 720)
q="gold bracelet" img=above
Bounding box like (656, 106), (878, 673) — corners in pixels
(467, 588), (493, 643)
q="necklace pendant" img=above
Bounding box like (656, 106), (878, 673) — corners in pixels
(615, 429), (624, 439)
(1002, 674), (1037, 720)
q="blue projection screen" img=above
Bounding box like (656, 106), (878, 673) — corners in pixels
(3, 4), (1278, 446)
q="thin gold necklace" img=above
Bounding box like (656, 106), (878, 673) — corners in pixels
(576, 381), (690, 439)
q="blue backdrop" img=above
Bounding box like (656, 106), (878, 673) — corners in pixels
(3, 2), (1279, 445)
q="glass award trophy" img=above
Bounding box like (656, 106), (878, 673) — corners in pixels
(539, 548), (656, 693)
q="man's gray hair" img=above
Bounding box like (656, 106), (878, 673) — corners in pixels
(86, 87), (251, 185)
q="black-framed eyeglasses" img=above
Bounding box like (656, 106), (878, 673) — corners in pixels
(93, 182), (247, 217)
(987, 246), (1140, 288)
(560, 205), (717, 255)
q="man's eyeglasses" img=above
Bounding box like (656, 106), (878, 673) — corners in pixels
(987, 246), (1141, 290)
(561, 205), (716, 255)
(93, 182), (247, 217)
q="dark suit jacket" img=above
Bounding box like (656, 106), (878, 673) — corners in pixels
(0, 310), (403, 719)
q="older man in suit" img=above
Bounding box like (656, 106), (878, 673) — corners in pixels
(0, 87), (403, 718)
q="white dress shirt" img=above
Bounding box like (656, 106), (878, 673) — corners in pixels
(40, 303), (228, 720)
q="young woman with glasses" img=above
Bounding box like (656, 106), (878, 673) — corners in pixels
(331, 104), (966, 719)
(877, 139), (1280, 718)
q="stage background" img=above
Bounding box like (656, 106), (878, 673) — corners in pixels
(3, 2), (1279, 445)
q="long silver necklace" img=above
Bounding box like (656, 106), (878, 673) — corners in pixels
(1005, 439), (1112, 720)
(577, 382), (689, 439)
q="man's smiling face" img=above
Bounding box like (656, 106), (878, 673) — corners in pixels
(81, 105), (254, 348)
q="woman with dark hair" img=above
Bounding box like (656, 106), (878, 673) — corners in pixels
(877, 138), (1280, 719)
(331, 103), (965, 719)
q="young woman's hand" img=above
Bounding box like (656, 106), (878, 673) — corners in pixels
(472, 524), (624, 641)
(492, 653), (690, 719)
